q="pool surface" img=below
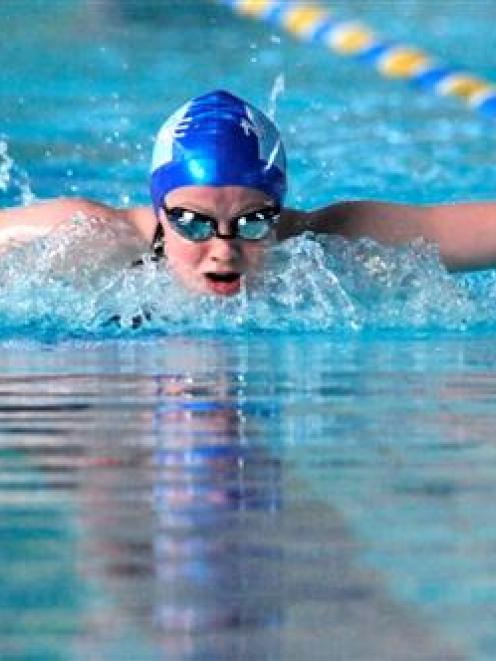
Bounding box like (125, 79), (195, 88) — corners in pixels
(2, 0), (496, 658)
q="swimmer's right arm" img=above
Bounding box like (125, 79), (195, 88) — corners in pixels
(0, 198), (109, 246)
(0, 198), (154, 248)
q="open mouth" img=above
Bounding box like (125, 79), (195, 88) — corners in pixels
(205, 272), (241, 283)
(203, 271), (242, 295)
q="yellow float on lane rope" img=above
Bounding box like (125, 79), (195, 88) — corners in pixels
(217, 0), (496, 118)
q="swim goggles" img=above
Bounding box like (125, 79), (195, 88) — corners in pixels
(162, 204), (281, 242)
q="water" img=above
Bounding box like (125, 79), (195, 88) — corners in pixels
(2, 0), (496, 658)
(3, 336), (488, 660)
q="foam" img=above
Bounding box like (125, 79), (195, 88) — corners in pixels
(0, 212), (487, 340)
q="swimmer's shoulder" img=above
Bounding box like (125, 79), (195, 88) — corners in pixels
(276, 204), (348, 240)
(126, 205), (157, 243)
(0, 197), (156, 247)
(275, 208), (307, 240)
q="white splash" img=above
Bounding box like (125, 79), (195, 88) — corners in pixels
(267, 73), (285, 122)
(0, 212), (486, 338)
(0, 140), (13, 192)
(0, 139), (35, 205)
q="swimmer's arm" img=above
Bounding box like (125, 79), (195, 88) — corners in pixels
(0, 198), (153, 247)
(285, 201), (496, 272)
(0, 198), (114, 245)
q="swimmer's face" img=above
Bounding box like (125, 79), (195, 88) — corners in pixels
(159, 186), (277, 296)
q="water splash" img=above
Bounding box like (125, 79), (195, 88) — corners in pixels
(267, 74), (285, 122)
(0, 138), (35, 206)
(0, 140), (13, 192)
(0, 213), (488, 340)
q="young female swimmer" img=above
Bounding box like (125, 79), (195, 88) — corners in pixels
(1, 89), (496, 297)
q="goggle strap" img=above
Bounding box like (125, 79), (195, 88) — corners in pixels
(151, 223), (165, 258)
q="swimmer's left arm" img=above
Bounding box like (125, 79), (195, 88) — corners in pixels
(283, 201), (496, 272)
(277, 203), (426, 243)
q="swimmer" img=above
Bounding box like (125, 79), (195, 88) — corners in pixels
(2, 89), (496, 296)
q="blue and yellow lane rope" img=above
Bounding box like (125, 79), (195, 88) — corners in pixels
(216, 0), (496, 119)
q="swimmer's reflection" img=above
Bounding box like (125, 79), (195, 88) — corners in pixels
(79, 375), (283, 657)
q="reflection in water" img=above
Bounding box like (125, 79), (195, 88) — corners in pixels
(0, 338), (470, 660)
(79, 380), (284, 658)
(151, 389), (283, 656)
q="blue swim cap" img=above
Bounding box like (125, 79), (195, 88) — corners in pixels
(150, 90), (287, 213)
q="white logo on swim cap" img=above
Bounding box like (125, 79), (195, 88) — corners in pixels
(152, 97), (285, 178)
(151, 101), (192, 172)
(242, 104), (284, 171)
(241, 107), (265, 138)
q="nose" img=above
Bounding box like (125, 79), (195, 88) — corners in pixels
(209, 223), (241, 262)
(209, 234), (241, 262)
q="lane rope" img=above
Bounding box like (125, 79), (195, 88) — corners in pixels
(216, 0), (496, 119)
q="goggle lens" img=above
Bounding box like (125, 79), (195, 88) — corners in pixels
(237, 212), (273, 240)
(164, 206), (280, 242)
(168, 209), (214, 241)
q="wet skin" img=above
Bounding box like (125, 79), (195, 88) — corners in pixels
(2, 190), (496, 282)
(159, 186), (276, 297)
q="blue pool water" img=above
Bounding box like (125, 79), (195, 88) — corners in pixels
(1, 0), (496, 658)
